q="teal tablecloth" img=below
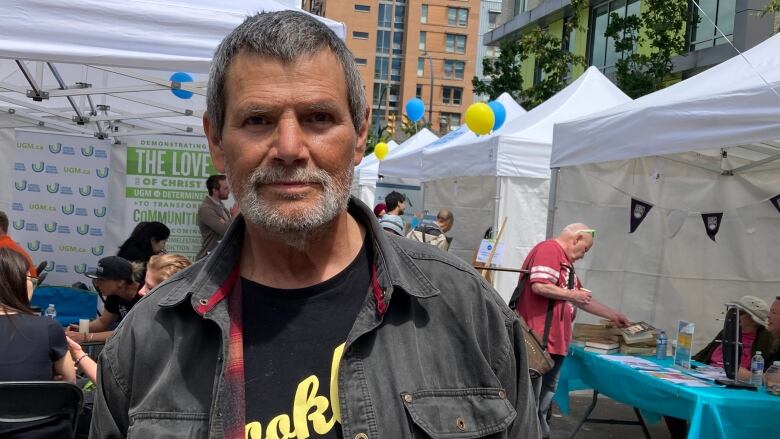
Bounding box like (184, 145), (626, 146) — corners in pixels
(554, 346), (780, 439)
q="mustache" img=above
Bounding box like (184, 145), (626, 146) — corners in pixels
(248, 165), (331, 186)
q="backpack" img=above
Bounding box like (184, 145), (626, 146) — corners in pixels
(406, 223), (449, 251)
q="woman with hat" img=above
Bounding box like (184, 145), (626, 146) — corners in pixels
(693, 295), (773, 379)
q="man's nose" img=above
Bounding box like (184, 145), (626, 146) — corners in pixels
(272, 116), (308, 165)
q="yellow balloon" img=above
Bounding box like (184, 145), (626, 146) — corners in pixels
(374, 142), (389, 160)
(465, 102), (495, 135)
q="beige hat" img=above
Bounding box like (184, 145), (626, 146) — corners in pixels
(735, 295), (769, 328)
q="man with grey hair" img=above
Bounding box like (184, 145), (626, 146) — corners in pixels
(510, 223), (629, 438)
(91, 10), (539, 439)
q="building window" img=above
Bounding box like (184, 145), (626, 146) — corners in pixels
(355, 58), (368, 66)
(377, 3), (392, 28)
(417, 58), (425, 76)
(485, 46), (500, 58)
(394, 4), (406, 30)
(388, 84), (400, 108)
(443, 60), (465, 80)
(419, 31), (427, 50)
(391, 58), (402, 82)
(440, 112), (461, 133)
(488, 11), (500, 29)
(421, 4), (428, 23)
(442, 87), (462, 105)
(392, 31), (404, 55)
(375, 56), (389, 80)
(354, 4), (370, 13)
(445, 34), (467, 54)
(689, 0), (736, 51)
(352, 31), (369, 40)
(447, 7), (469, 27)
(416, 84), (423, 98)
(372, 83), (386, 107)
(376, 30), (391, 54)
(588, 0), (641, 74)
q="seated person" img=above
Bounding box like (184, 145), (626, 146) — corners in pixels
(67, 253), (192, 382)
(693, 295), (773, 379)
(0, 248), (75, 438)
(65, 256), (139, 344)
(766, 296), (780, 365)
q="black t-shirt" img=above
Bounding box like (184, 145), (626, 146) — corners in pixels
(242, 242), (371, 439)
(104, 293), (141, 321)
(0, 314), (72, 438)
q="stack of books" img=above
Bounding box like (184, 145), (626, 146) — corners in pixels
(572, 322), (622, 354)
(584, 339), (620, 354)
(618, 321), (658, 355)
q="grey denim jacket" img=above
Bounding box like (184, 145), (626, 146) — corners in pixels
(90, 198), (540, 438)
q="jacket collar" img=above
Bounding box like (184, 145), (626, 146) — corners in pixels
(158, 196), (440, 311)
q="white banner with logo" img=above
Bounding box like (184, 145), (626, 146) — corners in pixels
(119, 135), (215, 260)
(11, 130), (112, 285)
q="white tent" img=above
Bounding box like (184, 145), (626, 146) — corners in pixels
(378, 93), (525, 180)
(351, 140), (399, 207)
(351, 129), (439, 207)
(0, 0), (345, 140)
(422, 68), (631, 302)
(549, 34), (780, 348)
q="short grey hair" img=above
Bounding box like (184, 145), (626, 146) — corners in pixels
(206, 10), (367, 138)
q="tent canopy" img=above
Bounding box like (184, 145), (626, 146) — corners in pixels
(552, 33), (780, 171)
(0, 0), (345, 140)
(379, 93), (524, 180)
(421, 67), (630, 181)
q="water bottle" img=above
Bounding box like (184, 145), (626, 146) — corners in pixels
(44, 304), (57, 319)
(751, 352), (764, 387)
(656, 330), (667, 360)
(765, 361), (780, 395)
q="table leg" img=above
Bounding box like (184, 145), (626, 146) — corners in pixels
(633, 407), (652, 439)
(567, 390), (600, 439)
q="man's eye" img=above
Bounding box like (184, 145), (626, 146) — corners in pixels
(308, 113), (332, 123)
(246, 116), (268, 125)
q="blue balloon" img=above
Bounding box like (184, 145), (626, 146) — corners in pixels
(405, 98), (425, 122)
(169, 72), (194, 99)
(488, 101), (506, 131)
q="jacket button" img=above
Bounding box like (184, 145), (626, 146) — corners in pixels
(498, 389), (506, 400)
(403, 393), (413, 403)
(354, 433), (368, 439)
(456, 417), (466, 431)
(198, 298), (208, 306)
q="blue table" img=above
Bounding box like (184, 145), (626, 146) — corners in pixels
(554, 346), (780, 439)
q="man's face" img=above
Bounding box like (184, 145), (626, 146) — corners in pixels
(437, 216), (453, 234)
(397, 200), (405, 215)
(205, 50), (368, 235)
(94, 278), (121, 296)
(569, 233), (593, 262)
(217, 179), (230, 200)
(768, 299), (780, 336)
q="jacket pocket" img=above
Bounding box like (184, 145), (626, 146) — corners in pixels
(127, 411), (209, 438)
(401, 388), (516, 439)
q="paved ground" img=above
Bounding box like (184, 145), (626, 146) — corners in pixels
(549, 392), (669, 438)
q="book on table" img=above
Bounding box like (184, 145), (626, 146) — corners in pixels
(584, 346), (619, 355)
(621, 321), (657, 344)
(584, 339), (620, 350)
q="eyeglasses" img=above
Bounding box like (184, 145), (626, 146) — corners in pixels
(577, 229), (596, 238)
(27, 275), (39, 288)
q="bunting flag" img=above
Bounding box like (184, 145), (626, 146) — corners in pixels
(701, 213), (723, 242)
(629, 198), (653, 233)
(770, 194), (780, 215)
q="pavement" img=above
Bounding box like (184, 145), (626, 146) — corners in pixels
(549, 391), (669, 438)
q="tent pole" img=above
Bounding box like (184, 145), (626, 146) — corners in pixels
(546, 168), (559, 239)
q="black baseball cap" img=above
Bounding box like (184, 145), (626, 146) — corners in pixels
(85, 256), (133, 282)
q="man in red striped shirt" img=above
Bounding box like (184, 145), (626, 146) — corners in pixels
(516, 223), (629, 438)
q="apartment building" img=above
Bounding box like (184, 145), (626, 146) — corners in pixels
(303, 0), (484, 137)
(486, 0), (777, 86)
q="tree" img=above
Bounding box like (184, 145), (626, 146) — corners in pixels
(472, 0), (587, 109)
(766, 0), (780, 30)
(604, 0), (689, 98)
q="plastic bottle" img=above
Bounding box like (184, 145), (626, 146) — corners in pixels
(751, 352), (764, 387)
(44, 304), (57, 319)
(764, 361), (780, 395)
(656, 330), (667, 360)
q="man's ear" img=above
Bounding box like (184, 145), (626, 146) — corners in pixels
(203, 115), (225, 173)
(354, 108), (371, 166)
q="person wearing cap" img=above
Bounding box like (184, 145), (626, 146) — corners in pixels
(693, 295), (773, 379)
(373, 202), (386, 218)
(766, 296), (780, 365)
(65, 256), (140, 344)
